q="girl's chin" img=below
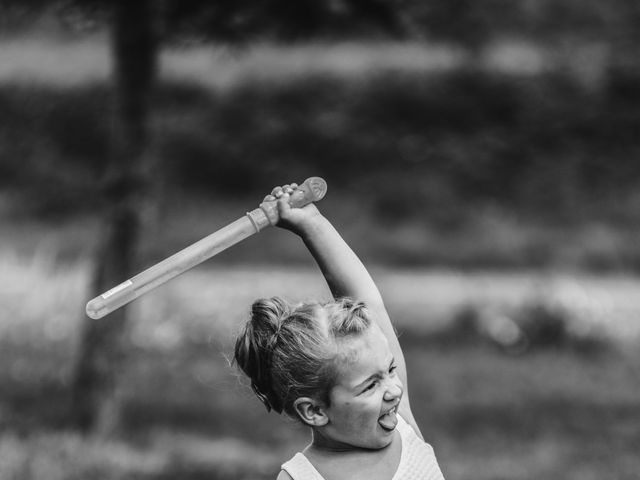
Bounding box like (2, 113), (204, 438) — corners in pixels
(367, 427), (397, 448)
(335, 432), (395, 451)
(315, 422), (397, 450)
(370, 433), (396, 449)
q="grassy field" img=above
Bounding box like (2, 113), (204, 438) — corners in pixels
(1, 242), (639, 479)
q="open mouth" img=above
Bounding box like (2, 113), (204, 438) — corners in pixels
(378, 405), (399, 431)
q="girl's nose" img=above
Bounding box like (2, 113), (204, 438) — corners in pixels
(383, 379), (402, 402)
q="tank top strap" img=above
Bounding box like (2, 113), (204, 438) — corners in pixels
(393, 414), (446, 480)
(281, 452), (326, 480)
(395, 413), (414, 437)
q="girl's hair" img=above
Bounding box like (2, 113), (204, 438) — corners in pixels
(233, 297), (371, 417)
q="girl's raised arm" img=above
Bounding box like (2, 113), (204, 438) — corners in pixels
(270, 185), (423, 437)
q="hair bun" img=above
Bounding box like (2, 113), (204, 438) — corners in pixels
(235, 297), (292, 413)
(250, 297), (291, 335)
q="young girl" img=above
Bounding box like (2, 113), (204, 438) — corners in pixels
(234, 184), (446, 480)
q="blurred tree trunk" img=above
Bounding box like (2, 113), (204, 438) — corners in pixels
(71, 0), (158, 436)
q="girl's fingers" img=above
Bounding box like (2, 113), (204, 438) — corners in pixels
(263, 194), (276, 202)
(277, 193), (291, 217)
(271, 184), (296, 199)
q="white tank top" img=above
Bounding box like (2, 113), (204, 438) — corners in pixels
(281, 415), (445, 480)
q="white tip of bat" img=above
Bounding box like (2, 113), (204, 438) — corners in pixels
(86, 297), (107, 319)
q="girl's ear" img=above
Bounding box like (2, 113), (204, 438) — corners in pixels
(293, 397), (328, 427)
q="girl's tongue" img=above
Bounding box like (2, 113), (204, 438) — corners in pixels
(378, 410), (398, 431)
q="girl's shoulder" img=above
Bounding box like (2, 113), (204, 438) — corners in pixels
(281, 452), (325, 480)
(394, 415), (446, 480)
(276, 470), (294, 480)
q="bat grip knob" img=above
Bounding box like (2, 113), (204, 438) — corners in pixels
(257, 177), (327, 227)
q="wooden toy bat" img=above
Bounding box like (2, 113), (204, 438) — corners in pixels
(86, 177), (327, 319)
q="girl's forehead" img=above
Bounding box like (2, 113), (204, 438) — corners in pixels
(333, 326), (391, 376)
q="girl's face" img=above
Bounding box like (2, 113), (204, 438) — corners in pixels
(317, 324), (404, 450)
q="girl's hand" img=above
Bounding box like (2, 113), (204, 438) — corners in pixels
(263, 183), (322, 235)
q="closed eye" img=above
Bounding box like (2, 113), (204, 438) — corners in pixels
(363, 380), (378, 392)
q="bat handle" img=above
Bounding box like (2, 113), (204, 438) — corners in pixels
(248, 176), (328, 231)
(86, 177), (328, 319)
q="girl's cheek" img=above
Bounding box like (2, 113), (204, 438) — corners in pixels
(362, 395), (382, 416)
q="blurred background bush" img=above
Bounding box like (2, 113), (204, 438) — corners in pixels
(2, 1), (640, 269)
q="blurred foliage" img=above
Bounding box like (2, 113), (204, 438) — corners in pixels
(3, 0), (640, 48)
(404, 0), (640, 49)
(158, 0), (404, 42)
(2, 66), (639, 221)
(0, 0), (403, 42)
(437, 301), (611, 355)
(1, 1), (639, 270)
